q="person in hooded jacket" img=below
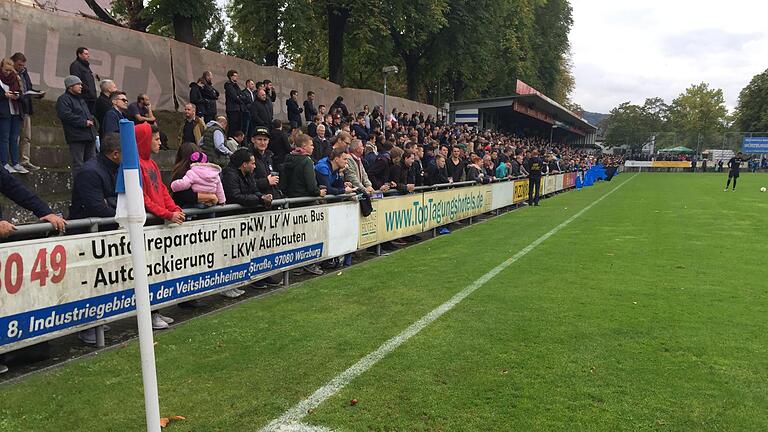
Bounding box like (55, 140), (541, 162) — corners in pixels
(135, 124), (180, 328)
(170, 151), (226, 207)
(314, 149), (355, 196)
(136, 123), (185, 224)
(280, 133), (326, 199)
(367, 140), (394, 191)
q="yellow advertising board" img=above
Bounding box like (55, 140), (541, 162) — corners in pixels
(513, 179), (530, 203)
(357, 194), (425, 248)
(422, 185), (493, 230)
(651, 161), (691, 168)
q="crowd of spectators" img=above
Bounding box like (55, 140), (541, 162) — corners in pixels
(0, 48), (618, 372)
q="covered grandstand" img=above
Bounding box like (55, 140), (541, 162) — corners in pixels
(448, 80), (598, 147)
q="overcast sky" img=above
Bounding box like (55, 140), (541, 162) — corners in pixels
(570, 1), (768, 113)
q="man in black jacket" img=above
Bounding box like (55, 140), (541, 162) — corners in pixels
(303, 91), (317, 122)
(286, 90), (303, 130)
(222, 148), (272, 208)
(268, 120), (291, 167)
(425, 154), (449, 185)
(250, 127), (282, 199)
(249, 88), (272, 129)
(242, 79), (256, 139)
(69, 133), (120, 223)
(56, 75), (97, 175)
(94, 79), (116, 136)
(69, 47), (97, 113)
(525, 149), (543, 206)
(224, 70), (247, 138)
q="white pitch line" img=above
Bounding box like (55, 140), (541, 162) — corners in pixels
(259, 175), (636, 432)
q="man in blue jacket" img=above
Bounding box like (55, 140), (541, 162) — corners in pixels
(286, 90), (303, 130)
(56, 75), (96, 174)
(100, 92), (128, 137)
(314, 148), (356, 196)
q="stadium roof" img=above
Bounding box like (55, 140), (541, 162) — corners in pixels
(450, 94), (597, 134)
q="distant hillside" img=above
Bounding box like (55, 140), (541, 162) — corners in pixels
(582, 111), (608, 126)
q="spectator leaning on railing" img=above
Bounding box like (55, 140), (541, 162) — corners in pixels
(69, 133), (121, 221)
(315, 148), (356, 196)
(222, 148), (272, 209)
(136, 122), (180, 328)
(345, 139), (374, 194)
(0, 164), (66, 374)
(280, 133), (326, 200)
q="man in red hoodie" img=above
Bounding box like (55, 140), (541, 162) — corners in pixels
(136, 123), (185, 224)
(135, 123), (182, 329)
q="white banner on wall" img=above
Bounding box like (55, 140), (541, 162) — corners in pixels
(0, 203), (355, 353)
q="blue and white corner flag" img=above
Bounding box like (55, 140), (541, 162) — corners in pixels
(115, 119), (161, 432)
(115, 119), (146, 227)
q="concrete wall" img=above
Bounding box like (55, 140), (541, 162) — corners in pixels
(0, 1), (437, 118)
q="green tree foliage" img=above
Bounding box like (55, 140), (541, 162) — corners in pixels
(668, 83), (728, 150)
(226, 0), (281, 65)
(603, 84), (730, 152)
(111, 0), (223, 48)
(734, 68), (768, 132)
(383, 0), (449, 100)
(603, 100), (668, 151)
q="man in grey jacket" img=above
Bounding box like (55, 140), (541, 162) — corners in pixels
(345, 139), (373, 194)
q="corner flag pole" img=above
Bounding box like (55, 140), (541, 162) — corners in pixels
(116, 119), (161, 432)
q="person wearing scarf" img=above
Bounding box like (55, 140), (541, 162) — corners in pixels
(0, 58), (26, 174)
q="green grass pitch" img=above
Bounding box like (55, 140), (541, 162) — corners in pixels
(1, 172), (767, 431)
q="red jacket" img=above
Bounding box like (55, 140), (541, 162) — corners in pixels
(136, 123), (180, 220)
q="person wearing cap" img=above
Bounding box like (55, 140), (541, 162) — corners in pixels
(56, 74), (97, 174)
(249, 126), (282, 200)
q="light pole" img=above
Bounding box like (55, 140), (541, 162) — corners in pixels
(382, 65), (398, 132)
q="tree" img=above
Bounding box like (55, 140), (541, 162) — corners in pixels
(668, 83), (728, 151)
(734, 68), (768, 132)
(227, 0), (281, 65)
(110, 0), (151, 31)
(602, 97), (671, 151)
(142, 0), (222, 47)
(384, 0), (449, 100)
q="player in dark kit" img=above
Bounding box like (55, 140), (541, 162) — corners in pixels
(525, 150), (543, 206)
(724, 152), (751, 191)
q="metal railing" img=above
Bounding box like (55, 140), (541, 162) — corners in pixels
(3, 172), (551, 242)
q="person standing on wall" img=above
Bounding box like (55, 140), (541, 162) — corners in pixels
(56, 75), (96, 175)
(241, 79), (256, 139)
(0, 58), (28, 174)
(224, 70), (247, 138)
(69, 47), (97, 114)
(286, 90), (303, 130)
(11, 52), (41, 171)
(525, 149), (543, 206)
(303, 91), (317, 123)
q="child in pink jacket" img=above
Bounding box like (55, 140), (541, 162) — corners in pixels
(170, 151), (226, 206)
